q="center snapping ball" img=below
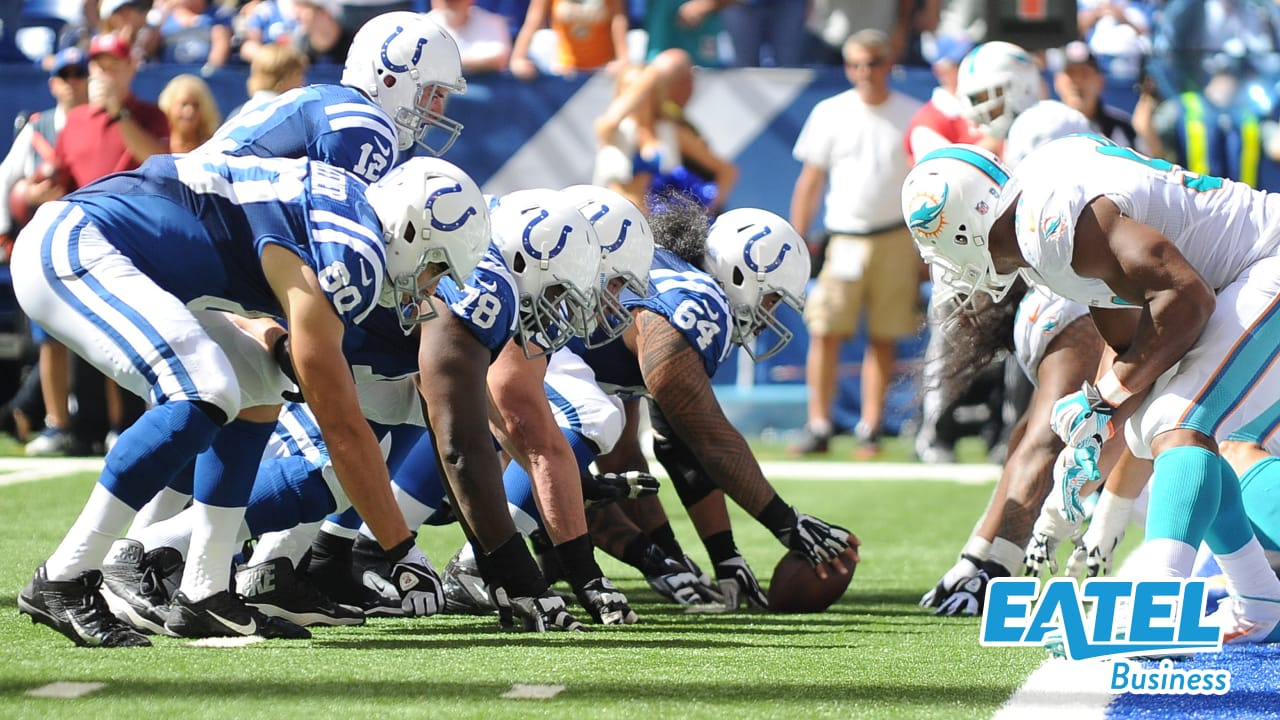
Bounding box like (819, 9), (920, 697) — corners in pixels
(767, 550), (855, 613)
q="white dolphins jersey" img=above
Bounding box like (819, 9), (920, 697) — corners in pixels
(998, 134), (1280, 307)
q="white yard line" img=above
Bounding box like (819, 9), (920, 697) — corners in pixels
(25, 681), (107, 699)
(0, 457), (105, 486)
(992, 658), (1115, 720)
(185, 636), (266, 648)
(501, 684), (567, 700)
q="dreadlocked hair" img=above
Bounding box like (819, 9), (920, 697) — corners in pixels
(919, 277), (1028, 404)
(647, 189), (709, 265)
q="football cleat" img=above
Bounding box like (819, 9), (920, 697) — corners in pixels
(440, 549), (497, 615)
(1208, 595), (1280, 644)
(165, 590), (311, 639)
(18, 565), (151, 647)
(236, 557), (365, 627)
(100, 539), (184, 635)
(301, 530), (385, 610)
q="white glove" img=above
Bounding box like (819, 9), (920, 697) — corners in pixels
(1052, 443), (1101, 524)
(364, 540), (445, 617)
(1024, 500), (1084, 578)
(1050, 381), (1115, 447)
(1067, 489), (1134, 579)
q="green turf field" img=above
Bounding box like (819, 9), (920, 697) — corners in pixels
(0, 468), (1050, 720)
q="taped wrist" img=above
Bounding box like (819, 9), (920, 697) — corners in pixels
(756, 494), (797, 541)
(385, 532), (418, 564)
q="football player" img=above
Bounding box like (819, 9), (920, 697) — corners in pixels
(903, 138), (1280, 641)
(11, 153), (462, 646)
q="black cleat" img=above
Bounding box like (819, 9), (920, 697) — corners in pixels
(236, 557), (364, 627)
(301, 530), (384, 609)
(18, 565), (151, 647)
(165, 590), (311, 639)
(101, 539), (183, 635)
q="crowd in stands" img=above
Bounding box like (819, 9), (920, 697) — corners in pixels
(5, 0), (1280, 460)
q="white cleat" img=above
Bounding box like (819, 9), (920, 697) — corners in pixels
(1207, 595), (1280, 645)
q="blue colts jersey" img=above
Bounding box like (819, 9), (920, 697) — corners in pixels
(436, 244), (520, 360)
(67, 154), (386, 326)
(344, 244), (520, 381)
(201, 84), (399, 183)
(572, 247), (733, 398)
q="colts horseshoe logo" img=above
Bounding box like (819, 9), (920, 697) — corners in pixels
(743, 226), (791, 273)
(587, 203), (631, 252)
(425, 182), (477, 231)
(521, 209), (571, 259)
(381, 26), (429, 73)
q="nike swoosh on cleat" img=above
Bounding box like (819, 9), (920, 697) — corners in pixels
(68, 615), (103, 646)
(1223, 622), (1260, 644)
(208, 610), (257, 636)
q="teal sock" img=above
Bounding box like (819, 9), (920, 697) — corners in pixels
(1205, 455), (1255, 555)
(1237, 457), (1280, 553)
(1147, 446), (1221, 547)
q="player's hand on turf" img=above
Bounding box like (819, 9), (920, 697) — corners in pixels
(644, 554), (721, 605)
(714, 555), (769, 610)
(1067, 489), (1133, 579)
(508, 591), (587, 632)
(363, 536), (445, 617)
(778, 512), (859, 578)
(1051, 443), (1101, 524)
(1050, 381), (1115, 447)
(925, 554), (1010, 616)
(582, 471), (660, 509)
(1024, 500), (1084, 578)
(576, 577), (639, 625)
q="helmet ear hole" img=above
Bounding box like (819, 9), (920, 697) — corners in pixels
(402, 224), (415, 244)
(512, 252), (526, 274)
(383, 75), (396, 89)
(732, 266), (746, 288)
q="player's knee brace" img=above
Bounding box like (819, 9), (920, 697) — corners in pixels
(649, 402), (718, 508)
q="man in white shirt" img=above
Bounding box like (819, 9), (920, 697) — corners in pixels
(426, 0), (512, 74)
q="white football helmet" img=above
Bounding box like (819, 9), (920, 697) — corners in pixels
(490, 189), (601, 358)
(956, 41), (1042, 140)
(703, 208), (810, 362)
(365, 156), (490, 333)
(561, 184), (654, 348)
(342, 12), (466, 154)
(901, 144), (1018, 303)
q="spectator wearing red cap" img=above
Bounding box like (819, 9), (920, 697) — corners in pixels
(54, 33), (168, 192)
(46, 32), (167, 456)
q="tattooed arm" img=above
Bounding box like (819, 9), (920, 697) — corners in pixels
(631, 308), (776, 515)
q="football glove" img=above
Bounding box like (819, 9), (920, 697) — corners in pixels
(921, 554), (1011, 616)
(1024, 500), (1084, 578)
(776, 512), (857, 568)
(363, 540), (445, 617)
(1050, 381), (1115, 448)
(507, 591), (587, 632)
(1052, 442), (1101, 524)
(271, 333), (305, 403)
(643, 553), (722, 605)
(576, 577), (639, 625)
(582, 471), (661, 510)
(1067, 489), (1133, 580)
(715, 555), (769, 610)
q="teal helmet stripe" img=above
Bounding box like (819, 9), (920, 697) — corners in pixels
(921, 146), (1009, 187)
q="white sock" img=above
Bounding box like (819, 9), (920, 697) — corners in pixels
(128, 487), (192, 534)
(1216, 537), (1280, 602)
(45, 484), (137, 581)
(179, 502), (246, 602)
(1140, 538), (1199, 579)
(132, 508), (195, 557)
(251, 523), (322, 566)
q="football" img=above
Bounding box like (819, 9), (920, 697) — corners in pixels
(767, 550), (855, 613)
(8, 163), (71, 229)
